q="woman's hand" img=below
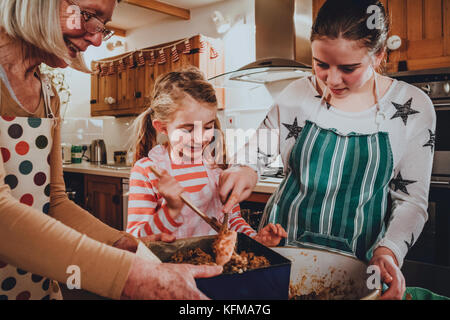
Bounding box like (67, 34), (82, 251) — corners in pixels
(113, 234), (139, 253)
(219, 166), (258, 213)
(121, 257), (223, 300)
(369, 247), (406, 300)
(253, 223), (287, 247)
(153, 169), (184, 219)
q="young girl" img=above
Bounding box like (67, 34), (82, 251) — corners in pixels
(219, 0), (436, 299)
(126, 67), (286, 246)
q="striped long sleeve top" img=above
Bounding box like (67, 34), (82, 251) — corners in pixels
(127, 148), (257, 239)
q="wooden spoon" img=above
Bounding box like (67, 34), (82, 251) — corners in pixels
(148, 165), (222, 232)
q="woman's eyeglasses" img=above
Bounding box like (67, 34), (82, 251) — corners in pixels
(66, 0), (115, 41)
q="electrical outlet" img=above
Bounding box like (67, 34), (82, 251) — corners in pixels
(226, 115), (236, 129)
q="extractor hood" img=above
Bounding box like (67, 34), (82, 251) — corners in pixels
(210, 0), (313, 86)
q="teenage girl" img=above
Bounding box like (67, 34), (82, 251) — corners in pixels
(219, 0), (436, 299)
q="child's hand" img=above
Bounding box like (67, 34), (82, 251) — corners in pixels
(140, 233), (176, 247)
(253, 223), (287, 247)
(153, 169), (184, 218)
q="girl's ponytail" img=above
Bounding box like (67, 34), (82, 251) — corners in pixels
(130, 107), (158, 164)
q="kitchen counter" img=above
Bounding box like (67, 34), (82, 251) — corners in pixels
(62, 162), (132, 179)
(63, 162), (281, 194)
(253, 176), (282, 194)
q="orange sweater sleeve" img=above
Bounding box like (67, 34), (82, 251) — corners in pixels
(48, 105), (127, 245)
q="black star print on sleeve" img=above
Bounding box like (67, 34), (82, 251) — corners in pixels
(404, 233), (415, 251)
(390, 97), (420, 126)
(390, 172), (417, 195)
(282, 117), (303, 140)
(423, 129), (436, 153)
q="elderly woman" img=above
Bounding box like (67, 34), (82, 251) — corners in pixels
(0, 0), (221, 300)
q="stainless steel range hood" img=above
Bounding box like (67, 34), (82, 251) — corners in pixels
(210, 0), (313, 86)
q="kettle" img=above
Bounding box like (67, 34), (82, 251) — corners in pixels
(90, 139), (107, 164)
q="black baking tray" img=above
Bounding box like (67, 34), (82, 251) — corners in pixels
(147, 233), (291, 300)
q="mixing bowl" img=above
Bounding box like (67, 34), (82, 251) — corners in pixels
(272, 247), (381, 300)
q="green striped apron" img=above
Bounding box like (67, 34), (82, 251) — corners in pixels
(265, 116), (394, 261)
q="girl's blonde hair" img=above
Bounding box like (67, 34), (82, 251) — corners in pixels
(0, 0), (90, 72)
(131, 67), (227, 167)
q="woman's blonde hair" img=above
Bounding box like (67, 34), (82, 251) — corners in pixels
(0, 0), (89, 72)
(130, 67), (227, 168)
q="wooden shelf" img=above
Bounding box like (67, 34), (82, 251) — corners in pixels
(123, 0), (190, 20)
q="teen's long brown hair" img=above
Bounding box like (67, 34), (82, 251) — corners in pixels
(130, 67), (227, 167)
(310, 0), (390, 73)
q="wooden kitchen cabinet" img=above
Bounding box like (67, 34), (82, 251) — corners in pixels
(246, 192), (272, 203)
(385, 0), (450, 72)
(91, 35), (225, 117)
(90, 72), (119, 113)
(84, 174), (123, 230)
(312, 0), (450, 72)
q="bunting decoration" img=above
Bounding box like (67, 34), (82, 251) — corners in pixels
(137, 51), (145, 67)
(118, 59), (126, 72)
(158, 49), (166, 65)
(128, 54), (135, 69)
(99, 63), (108, 76)
(210, 46), (219, 59)
(171, 46), (179, 62)
(200, 40), (207, 53)
(93, 62), (101, 75)
(107, 62), (116, 75)
(149, 51), (156, 66)
(183, 39), (191, 54)
(92, 36), (219, 75)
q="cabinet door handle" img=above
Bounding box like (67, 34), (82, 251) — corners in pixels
(135, 92), (142, 98)
(387, 35), (402, 51)
(105, 97), (116, 105)
(86, 194), (91, 212)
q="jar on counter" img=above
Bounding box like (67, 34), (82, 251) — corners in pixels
(61, 143), (72, 164)
(71, 145), (83, 164)
(114, 151), (127, 165)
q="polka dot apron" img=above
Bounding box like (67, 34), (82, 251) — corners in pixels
(0, 74), (62, 300)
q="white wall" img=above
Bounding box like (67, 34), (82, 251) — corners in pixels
(126, 0), (255, 73)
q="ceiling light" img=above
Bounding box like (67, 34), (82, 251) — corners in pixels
(212, 11), (231, 34)
(106, 40), (124, 51)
